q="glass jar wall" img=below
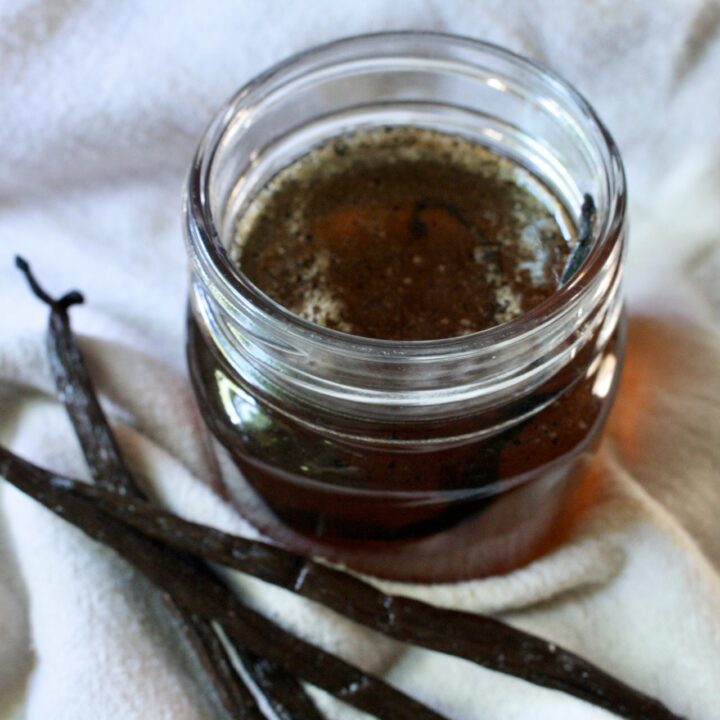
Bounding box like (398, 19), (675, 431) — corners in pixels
(183, 33), (626, 581)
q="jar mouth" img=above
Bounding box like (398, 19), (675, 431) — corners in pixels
(186, 31), (626, 364)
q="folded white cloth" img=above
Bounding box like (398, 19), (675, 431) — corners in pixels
(1, 1), (720, 718)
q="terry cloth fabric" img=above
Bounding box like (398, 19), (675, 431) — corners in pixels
(1, 1), (720, 718)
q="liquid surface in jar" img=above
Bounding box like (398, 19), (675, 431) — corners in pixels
(232, 126), (574, 341)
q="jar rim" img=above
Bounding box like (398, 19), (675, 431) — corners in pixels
(186, 30), (626, 361)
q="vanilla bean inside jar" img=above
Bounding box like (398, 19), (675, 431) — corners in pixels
(184, 33), (627, 582)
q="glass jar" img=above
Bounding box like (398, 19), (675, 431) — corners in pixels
(183, 32), (626, 582)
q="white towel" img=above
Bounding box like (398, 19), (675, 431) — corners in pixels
(1, 1), (720, 718)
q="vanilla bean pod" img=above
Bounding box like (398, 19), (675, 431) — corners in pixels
(15, 257), (321, 720)
(560, 194), (596, 285)
(0, 451), (449, 720)
(10, 453), (684, 720)
(10, 260), (684, 720)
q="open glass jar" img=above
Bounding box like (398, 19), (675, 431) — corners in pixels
(183, 33), (626, 582)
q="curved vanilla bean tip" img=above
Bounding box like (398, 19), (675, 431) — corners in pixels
(15, 256), (85, 309)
